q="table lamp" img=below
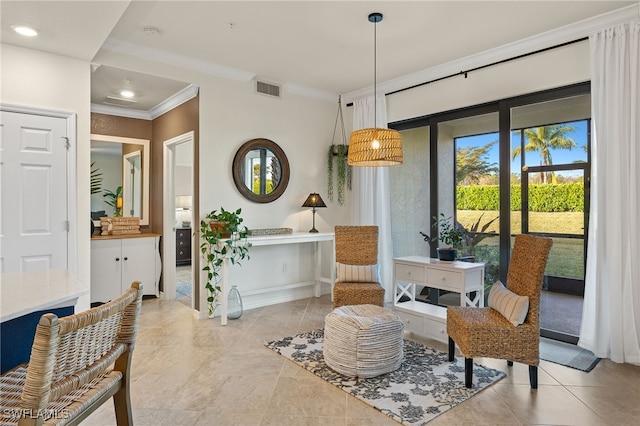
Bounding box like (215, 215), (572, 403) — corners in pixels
(302, 193), (326, 233)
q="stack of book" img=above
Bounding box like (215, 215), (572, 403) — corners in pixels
(100, 217), (141, 235)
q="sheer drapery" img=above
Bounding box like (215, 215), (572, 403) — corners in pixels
(581, 19), (640, 364)
(351, 95), (394, 302)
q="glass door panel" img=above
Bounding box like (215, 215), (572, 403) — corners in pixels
(511, 94), (590, 343)
(448, 112), (500, 305)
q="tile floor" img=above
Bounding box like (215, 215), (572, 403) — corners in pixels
(85, 295), (640, 425)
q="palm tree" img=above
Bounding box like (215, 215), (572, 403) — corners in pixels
(512, 124), (577, 183)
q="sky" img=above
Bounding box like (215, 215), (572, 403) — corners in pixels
(456, 120), (589, 178)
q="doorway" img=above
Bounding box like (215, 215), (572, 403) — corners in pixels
(162, 132), (195, 308)
(511, 95), (591, 343)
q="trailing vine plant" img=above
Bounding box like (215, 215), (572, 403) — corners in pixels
(199, 208), (251, 318)
(327, 95), (352, 205)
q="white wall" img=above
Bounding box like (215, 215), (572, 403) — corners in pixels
(1, 43), (92, 311)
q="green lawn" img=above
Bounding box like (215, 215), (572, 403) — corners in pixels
(456, 210), (585, 280)
(456, 210), (584, 235)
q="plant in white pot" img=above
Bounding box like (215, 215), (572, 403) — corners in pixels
(199, 207), (251, 318)
(420, 214), (465, 261)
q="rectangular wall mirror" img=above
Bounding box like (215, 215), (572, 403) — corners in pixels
(90, 134), (150, 226)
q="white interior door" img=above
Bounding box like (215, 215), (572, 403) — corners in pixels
(1, 111), (68, 273)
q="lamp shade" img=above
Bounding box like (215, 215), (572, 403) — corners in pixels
(302, 193), (327, 208)
(176, 195), (192, 209)
(348, 128), (403, 166)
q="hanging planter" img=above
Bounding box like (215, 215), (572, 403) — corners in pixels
(327, 95), (352, 206)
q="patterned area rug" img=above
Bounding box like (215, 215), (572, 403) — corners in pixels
(265, 329), (505, 425)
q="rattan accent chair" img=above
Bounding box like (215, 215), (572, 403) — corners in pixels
(0, 282), (143, 426)
(447, 234), (552, 389)
(333, 226), (384, 308)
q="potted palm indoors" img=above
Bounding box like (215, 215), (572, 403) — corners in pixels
(199, 207), (251, 317)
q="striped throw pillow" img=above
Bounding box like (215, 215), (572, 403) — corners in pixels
(488, 281), (529, 326)
(336, 263), (380, 283)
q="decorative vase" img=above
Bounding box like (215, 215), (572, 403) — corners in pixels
(227, 285), (243, 320)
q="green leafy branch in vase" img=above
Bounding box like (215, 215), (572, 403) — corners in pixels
(103, 186), (123, 217)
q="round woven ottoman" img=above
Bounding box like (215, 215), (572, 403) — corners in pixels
(323, 304), (404, 378)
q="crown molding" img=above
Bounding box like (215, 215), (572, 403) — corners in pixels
(91, 103), (151, 120)
(101, 37), (255, 82)
(148, 84), (199, 119)
(344, 3), (640, 104)
(91, 84), (199, 120)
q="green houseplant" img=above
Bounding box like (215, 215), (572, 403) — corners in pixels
(420, 214), (465, 261)
(327, 144), (352, 205)
(103, 186), (123, 217)
(327, 95), (351, 206)
(199, 207), (251, 317)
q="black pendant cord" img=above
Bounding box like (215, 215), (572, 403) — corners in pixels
(373, 17), (377, 127)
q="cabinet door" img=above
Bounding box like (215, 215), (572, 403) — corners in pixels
(121, 237), (157, 295)
(90, 239), (123, 303)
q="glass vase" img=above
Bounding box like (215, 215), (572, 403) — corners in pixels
(227, 284), (243, 320)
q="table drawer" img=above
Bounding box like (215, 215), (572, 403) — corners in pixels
(426, 269), (462, 291)
(423, 316), (447, 343)
(395, 263), (426, 283)
(396, 310), (424, 334)
(176, 229), (191, 241)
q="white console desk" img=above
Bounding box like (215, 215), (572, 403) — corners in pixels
(217, 232), (335, 325)
(393, 256), (485, 343)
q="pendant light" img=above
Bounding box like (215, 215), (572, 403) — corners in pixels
(348, 12), (403, 167)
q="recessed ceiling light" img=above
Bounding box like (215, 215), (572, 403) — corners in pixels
(120, 90), (135, 98)
(12, 25), (38, 37)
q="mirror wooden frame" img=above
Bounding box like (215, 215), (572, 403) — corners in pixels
(232, 138), (290, 203)
(90, 134), (150, 225)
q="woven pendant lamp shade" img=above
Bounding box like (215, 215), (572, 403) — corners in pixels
(348, 127), (403, 166)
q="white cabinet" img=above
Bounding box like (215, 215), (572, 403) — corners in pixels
(393, 256), (485, 343)
(91, 234), (161, 303)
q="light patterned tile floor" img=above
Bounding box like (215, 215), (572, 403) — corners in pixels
(84, 296), (640, 425)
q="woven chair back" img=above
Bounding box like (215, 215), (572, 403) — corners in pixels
(505, 234), (553, 327)
(335, 226), (378, 265)
(21, 282), (142, 409)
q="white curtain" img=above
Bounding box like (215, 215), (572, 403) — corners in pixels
(580, 19), (640, 364)
(351, 95), (394, 302)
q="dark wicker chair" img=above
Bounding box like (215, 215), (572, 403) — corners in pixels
(447, 234), (552, 389)
(333, 226), (385, 308)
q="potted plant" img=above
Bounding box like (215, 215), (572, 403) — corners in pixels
(199, 208), (251, 318)
(420, 214), (465, 261)
(103, 186), (123, 217)
(327, 144), (351, 205)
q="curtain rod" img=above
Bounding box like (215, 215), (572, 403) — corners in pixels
(346, 37), (588, 107)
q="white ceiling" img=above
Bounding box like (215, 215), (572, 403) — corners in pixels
(1, 1), (636, 115)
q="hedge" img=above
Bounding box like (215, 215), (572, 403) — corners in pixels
(456, 183), (584, 212)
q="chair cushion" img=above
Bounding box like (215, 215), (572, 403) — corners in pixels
(488, 281), (529, 326)
(336, 262), (380, 283)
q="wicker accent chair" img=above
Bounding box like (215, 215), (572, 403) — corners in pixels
(333, 226), (384, 308)
(447, 234), (552, 389)
(0, 282), (143, 426)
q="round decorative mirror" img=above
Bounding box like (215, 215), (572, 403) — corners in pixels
(232, 138), (290, 203)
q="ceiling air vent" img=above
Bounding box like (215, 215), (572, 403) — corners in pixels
(103, 96), (137, 108)
(256, 80), (281, 98)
